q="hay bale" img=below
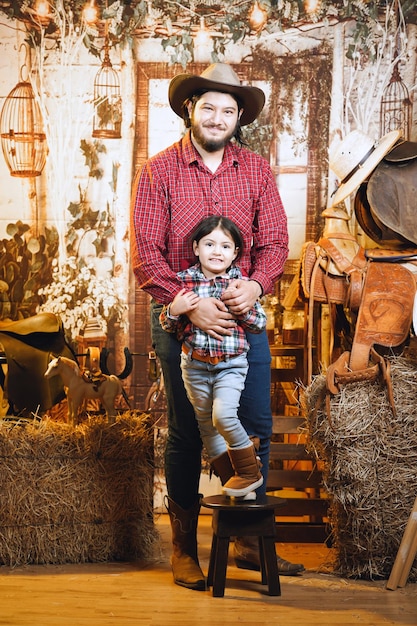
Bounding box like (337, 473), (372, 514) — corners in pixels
(304, 356), (417, 581)
(0, 411), (158, 567)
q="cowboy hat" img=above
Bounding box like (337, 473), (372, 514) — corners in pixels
(328, 129), (402, 208)
(168, 63), (265, 126)
(384, 139), (417, 163)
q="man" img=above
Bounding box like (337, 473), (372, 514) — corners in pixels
(131, 63), (305, 590)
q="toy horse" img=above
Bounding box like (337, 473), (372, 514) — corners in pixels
(44, 356), (122, 425)
(0, 312), (77, 415)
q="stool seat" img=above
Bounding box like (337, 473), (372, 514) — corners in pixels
(201, 494), (286, 597)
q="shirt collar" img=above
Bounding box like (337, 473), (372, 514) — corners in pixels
(181, 130), (240, 169)
(188, 263), (241, 280)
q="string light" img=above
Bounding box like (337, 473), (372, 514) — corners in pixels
(194, 17), (211, 48)
(304, 0), (321, 15)
(34, 0), (52, 26)
(83, 0), (98, 25)
(248, 0), (268, 33)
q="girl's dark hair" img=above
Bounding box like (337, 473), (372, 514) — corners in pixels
(190, 215), (244, 262)
(182, 92), (248, 147)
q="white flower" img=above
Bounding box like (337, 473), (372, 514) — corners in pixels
(37, 260), (128, 344)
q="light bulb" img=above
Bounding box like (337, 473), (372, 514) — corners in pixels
(304, 0), (321, 15)
(248, 1), (268, 32)
(83, 0), (98, 24)
(34, 0), (51, 25)
(194, 17), (211, 48)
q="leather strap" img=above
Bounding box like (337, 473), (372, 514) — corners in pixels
(318, 237), (367, 275)
(326, 351), (351, 395)
(307, 253), (322, 385)
(341, 145), (375, 184)
(347, 248), (367, 311)
(349, 342), (371, 372)
(325, 348), (396, 418)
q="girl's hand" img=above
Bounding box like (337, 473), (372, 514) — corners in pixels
(169, 288), (200, 316)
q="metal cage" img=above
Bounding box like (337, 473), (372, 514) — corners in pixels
(92, 45), (122, 140)
(0, 80), (47, 177)
(380, 63), (412, 140)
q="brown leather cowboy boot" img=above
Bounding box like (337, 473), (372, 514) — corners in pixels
(165, 496), (206, 591)
(234, 536), (305, 575)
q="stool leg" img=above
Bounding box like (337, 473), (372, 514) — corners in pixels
(261, 537), (281, 596)
(258, 537), (267, 585)
(212, 536), (230, 598)
(207, 533), (217, 589)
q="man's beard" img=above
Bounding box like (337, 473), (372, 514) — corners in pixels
(191, 121), (238, 153)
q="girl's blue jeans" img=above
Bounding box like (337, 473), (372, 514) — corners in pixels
(151, 302), (272, 509)
(181, 350), (250, 457)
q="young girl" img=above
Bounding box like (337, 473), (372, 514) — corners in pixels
(160, 215), (267, 499)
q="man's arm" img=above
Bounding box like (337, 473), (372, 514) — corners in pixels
(248, 158), (289, 295)
(131, 164), (182, 304)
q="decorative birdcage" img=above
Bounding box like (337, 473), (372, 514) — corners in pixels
(0, 79), (47, 177)
(92, 39), (122, 139)
(380, 61), (412, 140)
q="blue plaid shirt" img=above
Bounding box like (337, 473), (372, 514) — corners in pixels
(160, 264), (267, 358)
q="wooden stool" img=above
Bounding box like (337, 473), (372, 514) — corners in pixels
(201, 494), (286, 597)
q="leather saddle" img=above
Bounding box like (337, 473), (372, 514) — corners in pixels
(301, 231), (415, 418)
(326, 262), (415, 417)
(354, 183), (414, 249)
(355, 140), (417, 248)
(0, 312), (76, 414)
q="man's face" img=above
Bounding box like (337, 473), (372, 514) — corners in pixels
(188, 91), (242, 152)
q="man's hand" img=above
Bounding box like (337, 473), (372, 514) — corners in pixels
(188, 297), (235, 341)
(221, 279), (262, 316)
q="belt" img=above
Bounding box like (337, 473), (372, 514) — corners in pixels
(182, 343), (227, 365)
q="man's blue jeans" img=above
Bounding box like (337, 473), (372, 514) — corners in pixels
(151, 302), (272, 509)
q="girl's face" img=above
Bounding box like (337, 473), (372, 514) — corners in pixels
(193, 226), (238, 278)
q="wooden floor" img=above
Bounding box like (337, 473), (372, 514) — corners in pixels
(0, 514), (416, 626)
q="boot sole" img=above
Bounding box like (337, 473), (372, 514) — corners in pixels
(222, 477), (263, 498)
(174, 578), (206, 591)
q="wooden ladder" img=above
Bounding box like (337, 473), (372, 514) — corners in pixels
(267, 414), (330, 544)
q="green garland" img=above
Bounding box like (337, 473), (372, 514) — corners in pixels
(248, 45), (332, 169)
(0, 1), (415, 63)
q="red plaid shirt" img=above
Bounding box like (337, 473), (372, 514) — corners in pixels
(131, 131), (288, 305)
(159, 264), (267, 358)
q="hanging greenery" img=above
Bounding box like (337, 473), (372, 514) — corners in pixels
(249, 44), (332, 167)
(0, 1), (416, 63)
(0, 0), (148, 57)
